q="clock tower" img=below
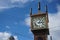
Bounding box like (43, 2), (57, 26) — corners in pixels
(30, 2), (49, 40)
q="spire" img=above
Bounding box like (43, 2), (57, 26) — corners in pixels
(30, 8), (32, 16)
(46, 5), (49, 22)
(46, 5), (48, 13)
(38, 2), (40, 11)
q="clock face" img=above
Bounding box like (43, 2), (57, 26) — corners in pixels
(32, 16), (46, 29)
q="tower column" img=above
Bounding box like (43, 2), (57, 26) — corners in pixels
(34, 35), (48, 40)
(30, 1), (49, 40)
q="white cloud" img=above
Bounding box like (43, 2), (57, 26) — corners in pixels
(0, 0), (34, 10)
(25, 5), (60, 40)
(6, 26), (10, 29)
(49, 5), (60, 32)
(48, 5), (60, 40)
(11, 0), (33, 4)
(25, 17), (30, 26)
(0, 32), (18, 40)
(49, 12), (60, 31)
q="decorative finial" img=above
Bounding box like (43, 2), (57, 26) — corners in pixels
(38, 2), (40, 11)
(30, 8), (32, 16)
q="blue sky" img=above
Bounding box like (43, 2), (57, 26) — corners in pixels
(0, 0), (60, 40)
